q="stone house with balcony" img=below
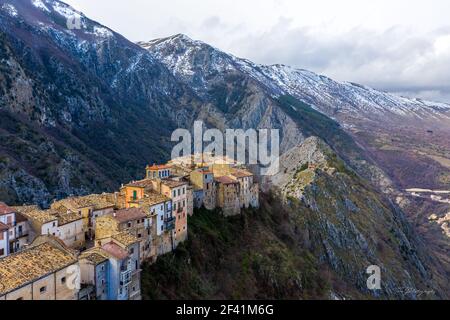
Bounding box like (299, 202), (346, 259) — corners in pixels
(0, 202), (31, 257)
(93, 231), (141, 300)
(155, 178), (189, 246)
(128, 191), (175, 259)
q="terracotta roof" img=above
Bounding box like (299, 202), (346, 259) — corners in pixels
(18, 208), (58, 224)
(231, 168), (253, 178)
(102, 242), (129, 260)
(12, 205), (39, 214)
(146, 164), (171, 170)
(0, 242), (77, 295)
(0, 222), (9, 232)
(215, 176), (238, 185)
(0, 202), (14, 216)
(124, 179), (155, 189)
(142, 191), (170, 205)
(79, 249), (109, 265)
(52, 210), (82, 226)
(112, 232), (139, 247)
(52, 194), (115, 211)
(113, 208), (147, 224)
(161, 179), (188, 188)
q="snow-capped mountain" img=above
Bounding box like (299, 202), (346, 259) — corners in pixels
(141, 34), (450, 126)
(1, 0), (449, 299)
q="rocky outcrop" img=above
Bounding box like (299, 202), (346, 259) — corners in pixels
(270, 137), (445, 299)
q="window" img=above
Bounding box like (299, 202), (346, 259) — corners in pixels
(130, 248), (134, 254)
(128, 222), (132, 228)
(160, 215), (163, 221)
(52, 222), (56, 227)
(61, 277), (66, 284)
(138, 233), (142, 238)
(183, 188), (185, 195)
(0, 248), (4, 256)
(172, 190), (176, 197)
(40, 286), (47, 294)
(161, 226), (163, 231)
(133, 190), (137, 200)
(178, 189), (181, 196)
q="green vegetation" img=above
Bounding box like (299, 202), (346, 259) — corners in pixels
(141, 193), (331, 300)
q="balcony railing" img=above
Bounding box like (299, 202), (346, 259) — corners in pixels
(120, 270), (132, 286)
(164, 216), (176, 231)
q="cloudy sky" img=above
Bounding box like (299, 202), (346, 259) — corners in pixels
(65, 0), (450, 103)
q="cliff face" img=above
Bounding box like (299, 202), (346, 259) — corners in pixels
(142, 138), (447, 300)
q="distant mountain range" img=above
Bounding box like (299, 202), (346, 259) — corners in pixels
(0, 0), (449, 299)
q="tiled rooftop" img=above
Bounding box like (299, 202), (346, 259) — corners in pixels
(215, 176), (238, 185)
(124, 179), (155, 189)
(231, 168), (253, 178)
(53, 194), (115, 211)
(102, 242), (129, 260)
(143, 190), (170, 205)
(53, 209), (83, 226)
(79, 248), (109, 265)
(18, 208), (58, 224)
(146, 164), (171, 170)
(0, 242), (77, 295)
(161, 179), (188, 188)
(113, 208), (147, 224)
(112, 232), (139, 247)
(0, 202), (14, 216)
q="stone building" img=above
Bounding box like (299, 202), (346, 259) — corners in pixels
(51, 194), (116, 240)
(15, 206), (84, 250)
(215, 176), (241, 216)
(0, 202), (30, 257)
(0, 236), (79, 300)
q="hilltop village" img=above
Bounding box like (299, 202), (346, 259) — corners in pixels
(0, 158), (259, 300)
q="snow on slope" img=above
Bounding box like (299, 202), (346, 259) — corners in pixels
(141, 34), (450, 123)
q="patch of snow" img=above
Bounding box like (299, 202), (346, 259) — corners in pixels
(1, 3), (18, 16)
(52, 1), (86, 29)
(93, 26), (113, 38)
(32, 0), (50, 12)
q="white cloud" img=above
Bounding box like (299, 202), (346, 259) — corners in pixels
(64, 0), (450, 103)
